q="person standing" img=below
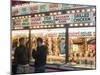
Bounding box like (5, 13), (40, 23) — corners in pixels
(32, 37), (48, 73)
(13, 37), (29, 74)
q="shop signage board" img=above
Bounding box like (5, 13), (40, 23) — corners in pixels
(61, 4), (73, 10)
(22, 18), (30, 26)
(42, 16), (54, 25)
(49, 3), (59, 11)
(19, 7), (30, 15)
(69, 27), (95, 37)
(55, 14), (73, 24)
(30, 5), (39, 14)
(31, 17), (42, 26)
(13, 19), (22, 27)
(73, 12), (94, 23)
(39, 4), (48, 12)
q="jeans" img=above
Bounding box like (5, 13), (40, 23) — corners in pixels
(35, 66), (45, 73)
(17, 64), (29, 74)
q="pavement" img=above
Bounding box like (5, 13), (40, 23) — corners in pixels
(28, 63), (95, 74)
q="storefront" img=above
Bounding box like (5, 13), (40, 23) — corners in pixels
(68, 27), (96, 68)
(11, 1), (96, 69)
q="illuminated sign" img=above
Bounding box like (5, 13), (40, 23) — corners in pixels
(74, 12), (93, 23)
(42, 16), (54, 25)
(55, 14), (73, 24)
(22, 18), (30, 26)
(13, 19), (22, 27)
(31, 17), (42, 26)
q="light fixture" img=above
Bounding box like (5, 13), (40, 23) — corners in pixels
(66, 11), (70, 14)
(37, 26), (39, 28)
(25, 16), (28, 18)
(79, 23), (83, 26)
(70, 24), (73, 27)
(54, 12), (57, 15)
(28, 15), (31, 18)
(84, 23), (88, 26)
(40, 26), (43, 28)
(42, 14), (45, 16)
(35, 15), (37, 17)
(90, 22), (94, 26)
(76, 10), (80, 13)
(87, 9), (91, 12)
(21, 16), (24, 19)
(44, 25), (47, 28)
(58, 12), (61, 15)
(16, 17), (18, 19)
(12, 17), (15, 19)
(34, 26), (36, 28)
(60, 24), (64, 27)
(50, 13), (53, 15)
(38, 14), (41, 17)
(19, 17), (22, 19)
(92, 8), (96, 12)
(74, 24), (78, 26)
(72, 10), (75, 13)
(82, 9), (85, 12)
(48, 25), (51, 28)
(51, 25), (54, 27)
(56, 25), (60, 27)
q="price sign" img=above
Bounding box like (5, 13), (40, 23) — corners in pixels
(22, 18), (30, 26)
(31, 17), (42, 26)
(55, 14), (73, 24)
(42, 16), (54, 25)
(73, 12), (93, 23)
(13, 19), (22, 27)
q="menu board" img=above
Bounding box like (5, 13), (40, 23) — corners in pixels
(55, 14), (73, 24)
(39, 4), (48, 12)
(73, 12), (93, 23)
(42, 16), (54, 25)
(22, 18), (30, 26)
(31, 17), (42, 26)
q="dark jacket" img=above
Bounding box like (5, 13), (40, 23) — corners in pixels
(32, 45), (47, 67)
(14, 45), (29, 65)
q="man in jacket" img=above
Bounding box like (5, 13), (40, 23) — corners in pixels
(14, 37), (29, 74)
(32, 37), (48, 73)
